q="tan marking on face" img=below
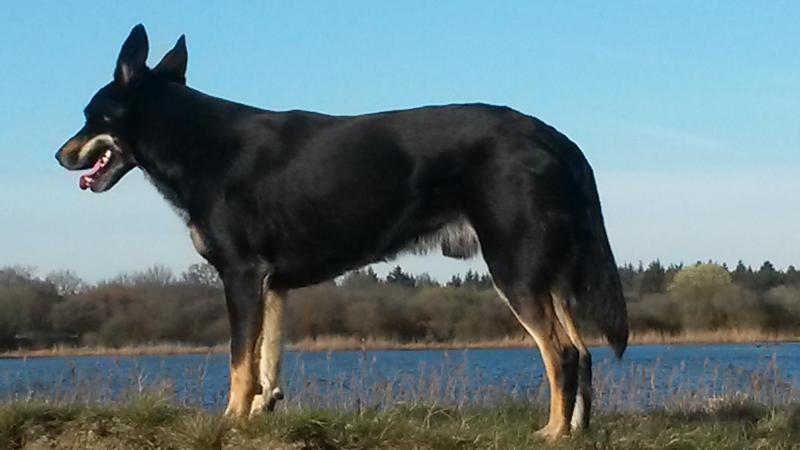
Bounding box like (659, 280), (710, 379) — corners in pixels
(78, 134), (115, 160)
(60, 136), (87, 156)
(250, 288), (287, 415)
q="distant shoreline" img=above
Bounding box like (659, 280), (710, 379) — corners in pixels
(1, 329), (797, 359)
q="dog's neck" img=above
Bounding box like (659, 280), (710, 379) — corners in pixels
(131, 80), (267, 220)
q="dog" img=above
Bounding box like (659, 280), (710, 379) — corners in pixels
(56, 25), (627, 440)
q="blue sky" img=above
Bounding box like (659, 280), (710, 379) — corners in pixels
(1, 1), (798, 281)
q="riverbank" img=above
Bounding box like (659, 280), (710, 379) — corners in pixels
(2, 329), (797, 358)
(0, 397), (797, 449)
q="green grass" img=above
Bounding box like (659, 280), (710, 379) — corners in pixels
(0, 397), (798, 449)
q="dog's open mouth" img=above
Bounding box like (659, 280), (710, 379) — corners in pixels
(79, 149), (114, 190)
(73, 143), (134, 193)
(58, 133), (136, 193)
(56, 133), (129, 192)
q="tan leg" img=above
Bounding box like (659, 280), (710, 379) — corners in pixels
(531, 311), (578, 440)
(250, 288), (287, 415)
(552, 291), (592, 432)
(495, 286), (578, 441)
(224, 343), (259, 418)
(222, 268), (268, 419)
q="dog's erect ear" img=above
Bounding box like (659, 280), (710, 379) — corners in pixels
(114, 24), (149, 88)
(154, 35), (188, 84)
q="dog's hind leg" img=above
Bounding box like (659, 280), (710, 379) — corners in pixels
(221, 266), (268, 419)
(552, 290), (592, 432)
(494, 285), (578, 440)
(250, 287), (287, 416)
(472, 201), (580, 439)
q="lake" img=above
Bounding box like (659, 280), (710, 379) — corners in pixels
(1, 343), (798, 411)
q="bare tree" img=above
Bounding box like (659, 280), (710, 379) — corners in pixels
(181, 263), (222, 287)
(46, 270), (87, 296)
(132, 264), (174, 287)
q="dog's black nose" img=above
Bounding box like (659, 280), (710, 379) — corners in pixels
(55, 150), (67, 168)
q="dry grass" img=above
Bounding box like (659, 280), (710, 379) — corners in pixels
(0, 398), (798, 449)
(627, 328), (800, 345)
(287, 335), (537, 352)
(0, 343), (227, 359)
(291, 329), (800, 351)
(1, 328), (797, 358)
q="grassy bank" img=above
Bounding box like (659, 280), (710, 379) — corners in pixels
(2, 329), (798, 358)
(0, 396), (798, 449)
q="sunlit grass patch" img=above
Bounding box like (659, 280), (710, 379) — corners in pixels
(170, 411), (230, 450)
(0, 399), (797, 449)
(0, 401), (81, 449)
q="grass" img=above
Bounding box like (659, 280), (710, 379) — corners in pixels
(0, 397), (798, 449)
(0, 342), (798, 448)
(2, 328), (798, 358)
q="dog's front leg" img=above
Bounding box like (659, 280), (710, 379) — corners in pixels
(221, 265), (268, 419)
(250, 286), (287, 416)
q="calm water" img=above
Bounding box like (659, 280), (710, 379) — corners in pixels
(1, 343), (798, 411)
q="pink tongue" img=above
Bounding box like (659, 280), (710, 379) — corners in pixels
(79, 159), (104, 190)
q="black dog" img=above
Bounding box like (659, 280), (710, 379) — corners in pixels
(56, 25), (627, 439)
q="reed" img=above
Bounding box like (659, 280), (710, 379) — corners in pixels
(290, 329), (800, 351)
(627, 328), (800, 345)
(0, 345), (798, 448)
(0, 343), (227, 359)
(2, 328), (797, 358)
(2, 346), (797, 413)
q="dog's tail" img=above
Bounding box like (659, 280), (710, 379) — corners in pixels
(574, 166), (629, 358)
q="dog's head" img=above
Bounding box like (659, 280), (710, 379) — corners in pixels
(55, 25), (187, 192)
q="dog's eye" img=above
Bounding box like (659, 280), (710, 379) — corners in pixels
(85, 114), (110, 127)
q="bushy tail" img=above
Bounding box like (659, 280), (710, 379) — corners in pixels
(576, 168), (629, 358)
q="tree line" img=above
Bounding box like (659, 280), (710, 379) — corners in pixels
(0, 259), (798, 349)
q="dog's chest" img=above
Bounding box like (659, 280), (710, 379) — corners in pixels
(189, 224), (209, 258)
